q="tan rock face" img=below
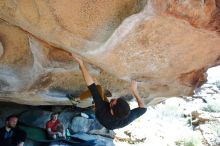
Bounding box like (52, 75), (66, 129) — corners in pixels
(0, 0), (219, 105)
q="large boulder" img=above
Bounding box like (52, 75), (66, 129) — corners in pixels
(0, 0), (220, 105)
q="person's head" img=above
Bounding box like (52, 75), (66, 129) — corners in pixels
(110, 98), (130, 119)
(5, 115), (18, 129)
(50, 112), (59, 121)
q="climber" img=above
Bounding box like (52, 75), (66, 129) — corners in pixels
(72, 54), (147, 130)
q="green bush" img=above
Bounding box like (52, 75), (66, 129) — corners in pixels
(202, 102), (220, 113)
(214, 81), (220, 89)
(175, 136), (203, 146)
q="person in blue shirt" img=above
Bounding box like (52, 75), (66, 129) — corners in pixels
(0, 115), (26, 146)
(72, 54), (147, 130)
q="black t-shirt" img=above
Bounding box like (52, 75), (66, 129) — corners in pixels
(88, 83), (147, 130)
(0, 127), (27, 146)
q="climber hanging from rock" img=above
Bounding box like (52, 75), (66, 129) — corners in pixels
(71, 53), (147, 130)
